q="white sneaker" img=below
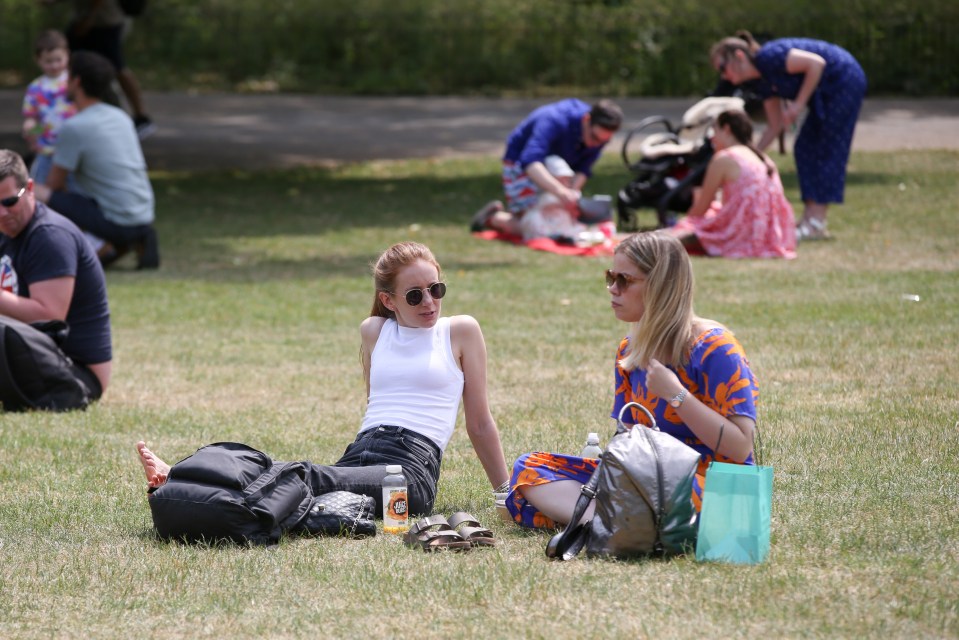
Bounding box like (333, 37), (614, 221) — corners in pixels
(134, 115), (157, 140)
(797, 218), (830, 241)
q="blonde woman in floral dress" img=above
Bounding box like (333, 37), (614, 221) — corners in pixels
(506, 231), (759, 528)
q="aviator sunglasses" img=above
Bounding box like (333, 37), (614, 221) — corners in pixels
(1, 187), (26, 208)
(391, 281), (447, 306)
(605, 269), (643, 290)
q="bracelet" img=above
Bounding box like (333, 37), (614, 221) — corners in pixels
(493, 480), (510, 494)
(715, 421), (725, 453)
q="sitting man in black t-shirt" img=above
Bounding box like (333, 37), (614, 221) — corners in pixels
(0, 149), (111, 407)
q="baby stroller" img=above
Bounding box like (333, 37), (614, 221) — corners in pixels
(616, 96), (745, 231)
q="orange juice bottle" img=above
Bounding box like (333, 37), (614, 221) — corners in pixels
(382, 465), (409, 534)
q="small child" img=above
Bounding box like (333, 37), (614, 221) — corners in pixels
(518, 155), (586, 242)
(472, 156), (615, 245)
(21, 30), (77, 185)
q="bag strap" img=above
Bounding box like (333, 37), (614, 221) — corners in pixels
(242, 461), (308, 529)
(753, 422), (765, 466)
(570, 462), (602, 532)
(29, 320), (69, 346)
(243, 461), (305, 504)
(545, 457), (603, 561)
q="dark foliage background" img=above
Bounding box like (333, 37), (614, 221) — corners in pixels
(1, 0), (955, 96)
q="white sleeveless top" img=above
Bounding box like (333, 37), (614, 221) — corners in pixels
(359, 317), (465, 451)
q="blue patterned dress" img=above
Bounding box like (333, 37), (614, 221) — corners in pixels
(750, 38), (867, 204)
(506, 327), (759, 529)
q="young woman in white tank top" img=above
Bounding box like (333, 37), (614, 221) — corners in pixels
(137, 242), (509, 518)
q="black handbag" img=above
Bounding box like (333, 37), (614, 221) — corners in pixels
(547, 402), (701, 560)
(299, 491), (377, 538)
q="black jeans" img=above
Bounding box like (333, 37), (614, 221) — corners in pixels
(300, 425), (442, 518)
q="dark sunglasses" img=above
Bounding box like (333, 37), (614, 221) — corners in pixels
(1, 186), (26, 208)
(605, 269), (642, 290)
(717, 58), (729, 75)
(586, 125), (613, 146)
(392, 281), (447, 306)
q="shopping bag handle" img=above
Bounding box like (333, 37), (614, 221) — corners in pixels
(619, 400), (767, 466)
(753, 422), (765, 466)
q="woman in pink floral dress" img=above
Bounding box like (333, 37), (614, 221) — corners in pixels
(670, 110), (796, 259)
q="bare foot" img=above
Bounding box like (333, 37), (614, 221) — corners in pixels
(136, 441), (170, 488)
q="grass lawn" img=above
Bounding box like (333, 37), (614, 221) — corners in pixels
(1, 149), (957, 639)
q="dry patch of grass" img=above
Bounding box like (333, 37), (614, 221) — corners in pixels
(1, 151), (957, 639)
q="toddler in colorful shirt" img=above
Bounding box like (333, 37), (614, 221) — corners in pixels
(21, 30), (77, 185)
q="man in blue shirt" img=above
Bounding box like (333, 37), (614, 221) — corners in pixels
(471, 98), (623, 234)
(0, 149), (111, 408)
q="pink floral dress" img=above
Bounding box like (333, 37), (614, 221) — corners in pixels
(673, 146), (797, 258)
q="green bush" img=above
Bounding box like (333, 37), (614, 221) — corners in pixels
(1, 0), (956, 95)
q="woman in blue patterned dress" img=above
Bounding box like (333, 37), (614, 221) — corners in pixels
(709, 31), (867, 240)
(505, 231), (759, 529)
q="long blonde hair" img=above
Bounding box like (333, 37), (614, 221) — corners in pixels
(369, 242), (442, 319)
(616, 232), (696, 371)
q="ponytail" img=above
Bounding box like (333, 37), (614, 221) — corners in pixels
(715, 110), (773, 177)
(709, 30), (760, 64)
(734, 30), (761, 54)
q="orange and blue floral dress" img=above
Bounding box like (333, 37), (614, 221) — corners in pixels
(506, 327), (759, 529)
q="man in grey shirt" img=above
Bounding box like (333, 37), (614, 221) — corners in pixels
(34, 50), (159, 269)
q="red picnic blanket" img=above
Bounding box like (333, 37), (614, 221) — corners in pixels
(471, 230), (617, 257)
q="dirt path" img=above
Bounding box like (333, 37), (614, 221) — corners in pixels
(1, 91), (957, 172)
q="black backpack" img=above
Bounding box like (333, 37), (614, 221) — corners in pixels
(0, 317), (95, 412)
(148, 442), (377, 545)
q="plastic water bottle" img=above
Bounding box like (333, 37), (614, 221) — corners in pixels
(382, 465), (409, 534)
(581, 432), (603, 459)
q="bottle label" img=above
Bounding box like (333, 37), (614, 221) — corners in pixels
(387, 490), (408, 519)
(383, 488), (409, 533)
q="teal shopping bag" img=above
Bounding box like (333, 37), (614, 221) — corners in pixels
(695, 461), (773, 564)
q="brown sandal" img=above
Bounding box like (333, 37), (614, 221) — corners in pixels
(403, 515), (471, 552)
(448, 511), (495, 547)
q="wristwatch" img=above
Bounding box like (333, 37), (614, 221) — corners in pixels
(668, 389), (688, 409)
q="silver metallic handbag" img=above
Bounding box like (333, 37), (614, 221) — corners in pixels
(547, 402), (701, 560)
